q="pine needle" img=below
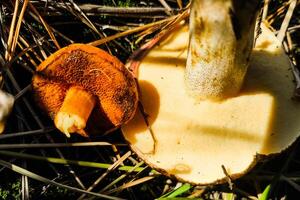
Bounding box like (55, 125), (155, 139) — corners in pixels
(0, 127), (54, 140)
(281, 175), (300, 192)
(100, 161), (145, 193)
(277, 0), (297, 43)
(262, 0), (271, 20)
(88, 14), (179, 47)
(5, 0), (19, 61)
(158, 183), (191, 199)
(158, 0), (173, 16)
(10, 0), (29, 62)
(67, 0), (101, 36)
(0, 150), (146, 172)
(0, 142), (125, 149)
(176, 0), (183, 9)
(28, 2), (61, 49)
(105, 176), (155, 195)
(78, 151), (132, 200)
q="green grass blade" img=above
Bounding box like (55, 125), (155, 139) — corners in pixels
(0, 150), (144, 172)
(222, 192), (235, 200)
(158, 183), (191, 199)
(259, 184), (271, 200)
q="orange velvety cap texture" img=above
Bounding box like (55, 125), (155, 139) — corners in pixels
(32, 44), (138, 135)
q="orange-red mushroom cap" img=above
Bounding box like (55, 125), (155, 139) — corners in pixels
(32, 44), (138, 136)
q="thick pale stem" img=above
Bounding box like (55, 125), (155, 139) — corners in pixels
(186, 0), (261, 100)
(54, 87), (96, 137)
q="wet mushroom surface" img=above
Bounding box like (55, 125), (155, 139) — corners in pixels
(32, 44), (138, 137)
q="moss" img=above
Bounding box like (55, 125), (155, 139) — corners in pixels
(0, 179), (21, 200)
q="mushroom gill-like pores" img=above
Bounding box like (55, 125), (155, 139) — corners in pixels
(32, 44), (138, 137)
(122, 3), (300, 185)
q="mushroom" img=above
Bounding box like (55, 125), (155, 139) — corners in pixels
(0, 90), (14, 133)
(32, 44), (138, 137)
(122, 2), (300, 185)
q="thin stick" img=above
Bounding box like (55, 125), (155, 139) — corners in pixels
(61, 0), (112, 54)
(28, 2), (61, 49)
(14, 84), (32, 100)
(51, 27), (75, 44)
(100, 161), (145, 193)
(45, 134), (86, 189)
(21, 162), (29, 200)
(16, 42), (38, 68)
(284, 36), (300, 99)
(30, 2), (177, 15)
(88, 15), (178, 47)
(10, 0), (29, 61)
(281, 175), (300, 192)
(158, 0), (173, 15)
(262, 0), (270, 20)
(105, 176), (154, 195)
(18, 34), (43, 62)
(287, 24), (300, 32)
(5, 38), (39, 70)
(0, 142), (126, 149)
(78, 5), (175, 15)
(33, 35), (48, 60)
(0, 127), (54, 140)
(268, 1), (300, 24)
(67, 0), (101, 36)
(5, 0), (19, 61)
(0, 6), (8, 48)
(222, 165), (234, 190)
(277, 0), (297, 43)
(266, 1), (290, 23)
(177, 0), (183, 9)
(77, 151), (132, 200)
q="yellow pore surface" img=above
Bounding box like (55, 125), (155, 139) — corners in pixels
(122, 23), (300, 184)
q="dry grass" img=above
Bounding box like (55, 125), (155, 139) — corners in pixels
(0, 0), (300, 199)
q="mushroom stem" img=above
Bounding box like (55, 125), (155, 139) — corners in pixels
(54, 86), (96, 137)
(185, 0), (261, 100)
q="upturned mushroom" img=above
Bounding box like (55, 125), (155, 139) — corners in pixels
(122, 1), (300, 185)
(32, 44), (138, 137)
